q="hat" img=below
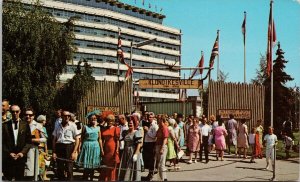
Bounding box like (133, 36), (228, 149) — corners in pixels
(85, 109), (101, 119)
(37, 115), (46, 122)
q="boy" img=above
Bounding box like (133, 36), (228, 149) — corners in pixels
(263, 127), (278, 171)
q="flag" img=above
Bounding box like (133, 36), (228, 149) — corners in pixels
(209, 32), (219, 68)
(125, 63), (133, 80)
(142, 0), (144, 6)
(117, 28), (125, 64)
(179, 89), (187, 102)
(149, 3), (151, 8)
(160, 8), (163, 12)
(189, 53), (204, 79)
(266, 2), (277, 77)
(242, 11), (246, 46)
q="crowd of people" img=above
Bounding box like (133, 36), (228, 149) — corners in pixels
(1, 99), (294, 181)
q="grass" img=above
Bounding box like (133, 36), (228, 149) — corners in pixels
(228, 131), (299, 160)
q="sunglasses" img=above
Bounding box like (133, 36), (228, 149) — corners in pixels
(11, 110), (20, 113)
(62, 115), (70, 117)
(25, 114), (34, 116)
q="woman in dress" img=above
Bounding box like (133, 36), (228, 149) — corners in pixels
(99, 114), (120, 181)
(187, 117), (202, 164)
(176, 114), (185, 148)
(255, 119), (264, 158)
(166, 118), (180, 170)
(77, 114), (103, 181)
(237, 119), (249, 158)
(214, 120), (228, 161)
(118, 119), (143, 181)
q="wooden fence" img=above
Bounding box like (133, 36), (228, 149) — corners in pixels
(208, 81), (265, 129)
(77, 79), (132, 123)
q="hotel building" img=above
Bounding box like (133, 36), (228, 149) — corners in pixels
(22, 0), (182, 102)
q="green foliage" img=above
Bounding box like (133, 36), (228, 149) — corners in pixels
(263, 43), (294, 131)
(56, 59), (95, 112)
(2, 0), (76, 115)
(251, 54), (267, 85)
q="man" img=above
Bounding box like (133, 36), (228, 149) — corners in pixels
(54, 109), (62, 129)
(24, 108), (46, 180)
(2, 99), (12, 123)
(142, 112), (158, 180)
(118, 114), (129, 157)
(199, 117), (211, 163)
(52, 110), (80, 180)
(226, 114), (238, 155)
(2, 105), (32, 180)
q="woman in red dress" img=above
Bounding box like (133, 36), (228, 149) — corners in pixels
(99, 114), (120, 181)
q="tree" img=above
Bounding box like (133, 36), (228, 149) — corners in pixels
(55, 59), (95, 112)
(264, 43), (294, 131)
(2, 1), (76, 115)
(251, 54), (268, 85)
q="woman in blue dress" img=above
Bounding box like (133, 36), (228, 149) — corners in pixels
(77, 114), (103, 181)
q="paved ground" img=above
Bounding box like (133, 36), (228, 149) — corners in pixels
(47, 151), (300, 181)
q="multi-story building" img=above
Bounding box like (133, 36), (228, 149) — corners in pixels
(22, 0), (182, 102)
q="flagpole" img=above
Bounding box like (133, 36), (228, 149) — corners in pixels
(270, 0), (274, 128)
(217, 30), (220, 81)
(243, 11), (246, 83)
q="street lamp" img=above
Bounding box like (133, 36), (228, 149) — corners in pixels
(129, 38), (157, 111)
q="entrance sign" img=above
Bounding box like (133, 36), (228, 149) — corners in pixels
(139, 79), (203, 89)
(87, 105), (120, 115)
(218, 109), (251, 119)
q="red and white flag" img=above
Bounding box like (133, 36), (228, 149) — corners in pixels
(179, 89), (187, 102)
(209, 33), (219, 69)
(266, 3), (277, 77)
(125, 64), (133, 80)
(117, 28), (125, 64)
(189, 53), (204, 79)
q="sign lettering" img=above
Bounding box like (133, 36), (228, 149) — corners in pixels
(218, 109), (251, 120)
(139, 79), (203, 89)
(87, 105), (120, 115)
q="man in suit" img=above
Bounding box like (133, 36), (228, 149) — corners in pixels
(2, 105), (32, 181)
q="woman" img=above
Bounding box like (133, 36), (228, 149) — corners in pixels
(155, 115), (169, 181)
(237, 119), (249, 159)
(77, 114), (103, 181)
(208, 115), (216, 152)
(36, 115), (50, 181)
(255, 119), (264, 158)
(187, 117), (202, 164)
(214, 120), (228, 161)
(176, 114), (185, 148)
(99, 114), (120, 181)
(118, 119), (143, 181)
(166, 118), (180, 170)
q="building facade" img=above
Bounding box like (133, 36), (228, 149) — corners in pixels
(23, 0), (182, 102)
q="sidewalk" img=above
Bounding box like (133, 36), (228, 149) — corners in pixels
(47, 152), (300, 181)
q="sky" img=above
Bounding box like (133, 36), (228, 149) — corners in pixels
(120, 0), (300, 93)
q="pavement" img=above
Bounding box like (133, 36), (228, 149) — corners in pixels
(46, 151), (300, 181)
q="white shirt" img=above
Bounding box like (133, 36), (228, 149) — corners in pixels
(249, 133), (255, 144)
(201, 124), (211, 136)
(264, 134), (278, 149)
(12, 121), (20, 146)
(284, 136), (293, 146)
(119, 122), (129, 150)
(227, 119), (237, 131)
(52, 122), (80, 144)
(144, 120), (158, 143)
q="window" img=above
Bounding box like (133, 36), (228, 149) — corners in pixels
(107, 69), (118, 75)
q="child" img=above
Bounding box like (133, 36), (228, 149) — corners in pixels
(282, 132), (293, 159)
(263, 127), (278, 171)
(248, 127), (256, 163)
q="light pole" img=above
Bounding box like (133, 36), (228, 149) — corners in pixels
(130, 38), (157, 111)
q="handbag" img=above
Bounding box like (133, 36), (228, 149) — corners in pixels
(177, 150), (185, 159)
